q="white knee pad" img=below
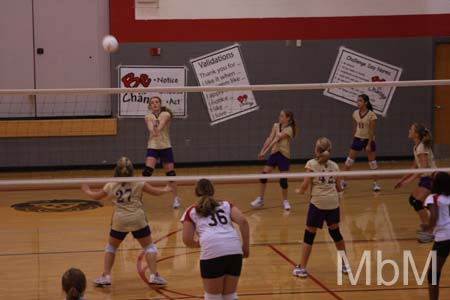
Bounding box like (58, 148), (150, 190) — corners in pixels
(345, 157), (355, 167)
(369, 160), (378, 170)
(105, 244), (117, 254)
(144, 244), (157, 254)
(204, 293), (223, 300)
(223, 293), (238, 300)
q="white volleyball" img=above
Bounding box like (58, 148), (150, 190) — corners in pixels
(102, 35), (119, 53)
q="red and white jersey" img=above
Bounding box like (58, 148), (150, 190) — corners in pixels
(425, 194), (450, 242)
(181, 201), (242, 260)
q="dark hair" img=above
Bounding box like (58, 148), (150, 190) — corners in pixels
(413, 122), (433, 148)
(359, 94), (373, 111)
(114, 156), (134, 177)
(431, 172), (450, 196)
(282, 110), (297, 137)
(62, 268), (86, 300)
(149, 96), (173, 118)
(195, 179), (220, 217)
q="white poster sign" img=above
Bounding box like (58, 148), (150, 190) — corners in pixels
(118, 66), (187, 118)
(190, 44), (258, 125)
(324, 47), (402, 116)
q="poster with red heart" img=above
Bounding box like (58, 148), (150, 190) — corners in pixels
(190, 44), (258, 125)
(118, 66), (187, 118)
(324, 47), (402, 116)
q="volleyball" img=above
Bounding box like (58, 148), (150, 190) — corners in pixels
(102, 35), (119, 53)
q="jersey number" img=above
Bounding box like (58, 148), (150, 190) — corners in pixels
(116, 189), (132, 203)
(208, 209), (228, 226)
(358, 122), (364, 129)
(318, 176), (335, 184)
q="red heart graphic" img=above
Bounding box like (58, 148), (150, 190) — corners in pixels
(371, 76), (386, 82)
(237, 94), (248, 103)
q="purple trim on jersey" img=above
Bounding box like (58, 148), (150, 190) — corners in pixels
(146, 148), (174, 164)
(419, 176), (432, 190)
(266, 151), (290, 171)
(350, 137), (376, 152)
(110, 225), (151, 240)
(306, 203), (340, 229)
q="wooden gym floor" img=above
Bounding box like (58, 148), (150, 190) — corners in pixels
(0, 161), (449, 300)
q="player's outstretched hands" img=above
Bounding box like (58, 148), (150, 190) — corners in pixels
(162, 184), (172, 193)
(81, 184), (91, 193)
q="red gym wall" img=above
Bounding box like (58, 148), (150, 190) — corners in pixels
(110, 0), (450, 42)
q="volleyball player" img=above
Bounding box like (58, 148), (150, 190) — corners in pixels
(395, 123), (436, 243)
(62, 268), (86, 300)
(250, 110), (297, 210)
(293, 137), (349, 277)
(342, 94), (381, 192)
(423, 172), (450, 300)
(143, 96), (181, 209)
(81, 157), (172, 287)
(181, 179), (250, 300)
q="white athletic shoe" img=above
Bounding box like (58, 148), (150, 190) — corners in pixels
(93, 274), (111, 287)
(149, 273), (168, 286)
(341, 264), (351, 275)
(172, 197), (181, 209)
(293, 266), (308, 278)
(283, 200), (291, 211)
(250, 197), (264, 208)
(373, 182), (381, 192)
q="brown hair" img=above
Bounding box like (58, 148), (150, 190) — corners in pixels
(149, 96), (173, 118)
(114, 156), (134, 177)
(195, 179), (220, 217)
(315, 137), (332, 163)
(282, 110), (297, 137)
(62, 268), (86, 300)
(413, 122), (432, 148)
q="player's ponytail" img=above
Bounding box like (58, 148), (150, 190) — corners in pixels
(413, 122), (433, 148)
(114, 156), (134, 177)
(195, 179), (220, 217)
(62, 268), (86, 300)
(150, 96), (173, 119)
(283, 110), (297, 137)
(359, 94), (373, 111)
(316, 137), (332, 164)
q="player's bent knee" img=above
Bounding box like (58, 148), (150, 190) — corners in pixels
(204, 293), (223, 300)
(369, 160), (378, 170)
(223, 293), (237, 300)
(303, 229), (316, 245)
(144, 244), (157, 254)
(166, 170), (176, 176)
(260, 172), (268, 184)
(328, 228), (343, 242)
(105, 244), (117, 254)
(279, 178), (288, 189)
(142, 166), (154, 177)
(345, 157), (354, 167)
(409, 195), (424, 211)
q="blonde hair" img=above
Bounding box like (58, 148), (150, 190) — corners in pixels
(114, 157), (134, 177)
(195, 179), (220, 217)
(315, 137), (332, 163)
(282, 110), (297, 137)
(62, 268), (86, 300)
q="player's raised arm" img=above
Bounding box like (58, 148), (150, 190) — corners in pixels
(142, 183), (172, 196)
(81, 184), (107, 200)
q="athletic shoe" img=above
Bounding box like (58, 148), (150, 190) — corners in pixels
(416, 228), (425, 234)
(149, 273), (167, 286)
(172, 197), (181, 209)
(93, 274), (111, 287)
(283, 200), (291, 211)
(341, 264), (351, 275)
(418, 232), (434, 243)
(373, 182), (381, 192)
(250, 197), (264, 208)
(292, 266), (308, 278)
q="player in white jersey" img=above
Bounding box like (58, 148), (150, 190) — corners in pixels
(292, 137), (349, 278)
(181, 179), (250, 300)
(81, 157), (172, 287)
(143, 96), (181, 209)
(395, 123), (436, 243)
(250, 110), (297, 210)
(423, 172), (450, 300)
(342, 94), (381, 192)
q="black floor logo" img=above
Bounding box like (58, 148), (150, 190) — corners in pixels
(11, 199), (103, 212)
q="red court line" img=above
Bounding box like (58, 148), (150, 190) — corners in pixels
(267, 244), (343, 300)
(154, 229), (182, 244)
(156, 250), (200, 263)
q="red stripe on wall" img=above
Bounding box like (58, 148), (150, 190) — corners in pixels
(110, 0), (450, 42)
